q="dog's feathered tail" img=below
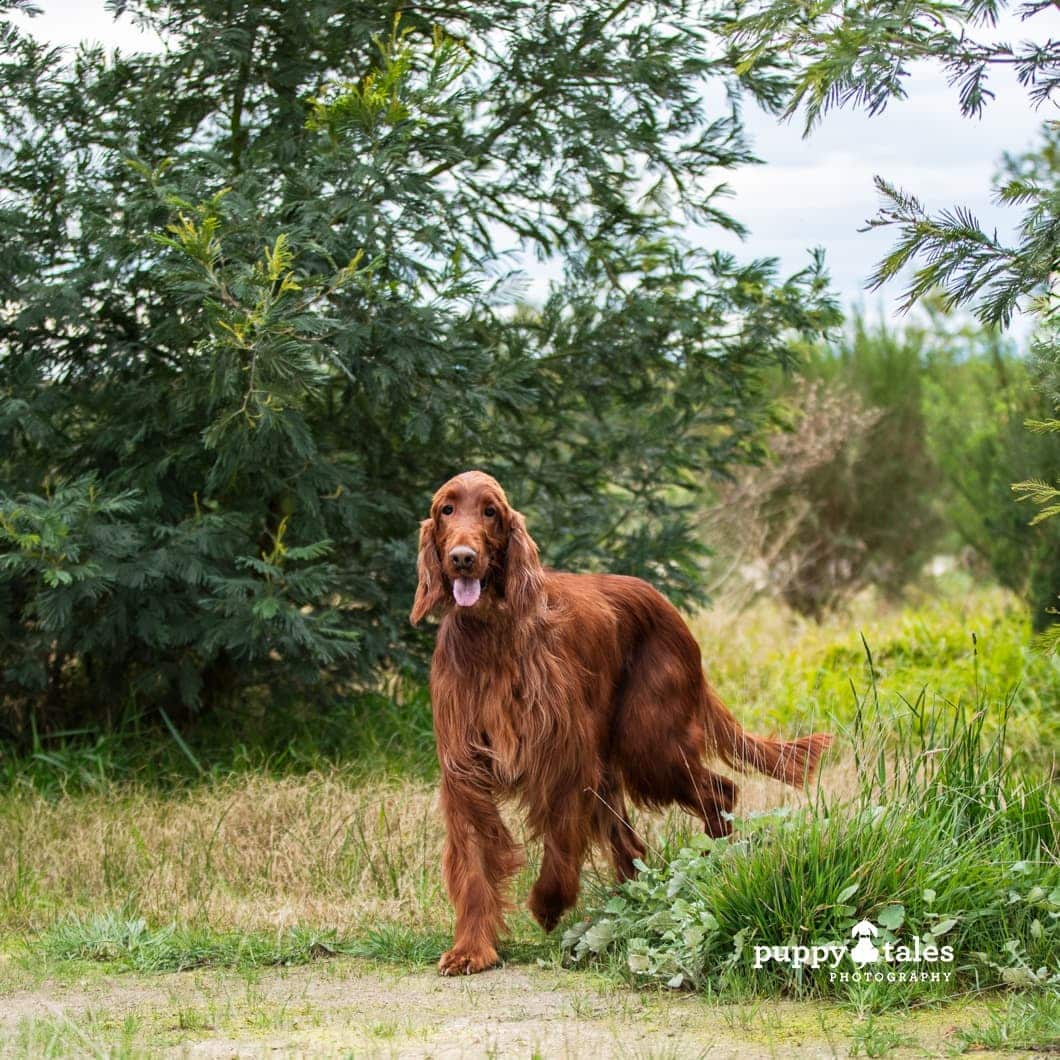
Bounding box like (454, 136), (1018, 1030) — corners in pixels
(703, 681), (831, 786)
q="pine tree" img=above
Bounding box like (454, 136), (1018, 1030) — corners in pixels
(0, 0), (838, 733)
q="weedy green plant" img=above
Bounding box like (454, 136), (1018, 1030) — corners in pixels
(565, 673), (1059, 1010)
(847, 1014), (913, 1058)
(37, 912), (352, 973)
(954, 991), (1060, 1053)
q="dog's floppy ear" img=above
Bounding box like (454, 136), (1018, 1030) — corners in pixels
(410, 518), (446, 625)
(502, 508), (543, 619)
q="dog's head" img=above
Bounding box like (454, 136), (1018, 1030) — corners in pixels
(409, 471), (543, 624)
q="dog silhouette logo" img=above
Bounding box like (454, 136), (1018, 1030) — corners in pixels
(850, 919), (880, 965)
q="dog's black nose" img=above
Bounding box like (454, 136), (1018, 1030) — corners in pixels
(449, 546), (477, 572)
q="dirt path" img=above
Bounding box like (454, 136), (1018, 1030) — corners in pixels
(0, 957), (1009, 1058)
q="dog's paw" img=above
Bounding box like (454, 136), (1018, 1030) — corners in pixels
(528, 889), (566, 933)
(438, 944), (499, 976)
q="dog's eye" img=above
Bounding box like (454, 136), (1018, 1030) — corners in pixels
(441, 504), (454, 516)
(484, 506), (496, 517)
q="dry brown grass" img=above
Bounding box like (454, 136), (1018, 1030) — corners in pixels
(0, 758), (855, 940)
(0, 774), (443, 934)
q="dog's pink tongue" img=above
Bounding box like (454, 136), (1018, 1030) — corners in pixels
(453, 577), (481, 607)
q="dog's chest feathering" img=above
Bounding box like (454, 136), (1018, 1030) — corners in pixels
(465, 641), (579, 788)
(468, 673), (543, 786)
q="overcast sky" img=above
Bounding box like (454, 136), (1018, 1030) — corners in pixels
(13, 1), (1060, 338)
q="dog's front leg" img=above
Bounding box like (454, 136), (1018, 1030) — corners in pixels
(437, 770), (524, 975)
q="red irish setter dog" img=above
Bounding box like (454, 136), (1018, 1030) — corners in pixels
(411, 471), (830, 975)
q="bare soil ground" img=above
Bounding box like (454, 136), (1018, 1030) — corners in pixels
(0, 956), (1011, 1058)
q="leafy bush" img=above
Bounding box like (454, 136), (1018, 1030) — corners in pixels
(0, 1), (838, 738)
(565, 690), (1059, 1006)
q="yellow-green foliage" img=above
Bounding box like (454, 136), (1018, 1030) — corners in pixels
(693, 582), (1059, 763)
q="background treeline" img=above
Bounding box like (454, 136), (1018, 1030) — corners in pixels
(704, 303), (1060, 626)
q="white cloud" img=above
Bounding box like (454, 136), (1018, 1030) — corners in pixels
(11, 0), (162, 50)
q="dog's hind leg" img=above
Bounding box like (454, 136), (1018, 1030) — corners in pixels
(612, 630), (740, 838)
(670, 751), (738, 838)
(527, 792), (593, 932)
(591, 782), (647, 882)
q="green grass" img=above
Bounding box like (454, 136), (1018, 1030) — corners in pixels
(692, 580), (1060, 767)
(4, 1011), (145, 1060)
(27, 912), (560, 979)
(0, 682), (439, 796)
(35, 913), (354, 974)
(847, 1014), (914, 1057)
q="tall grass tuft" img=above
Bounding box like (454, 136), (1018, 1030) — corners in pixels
(565, 669), (1059, 1009)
